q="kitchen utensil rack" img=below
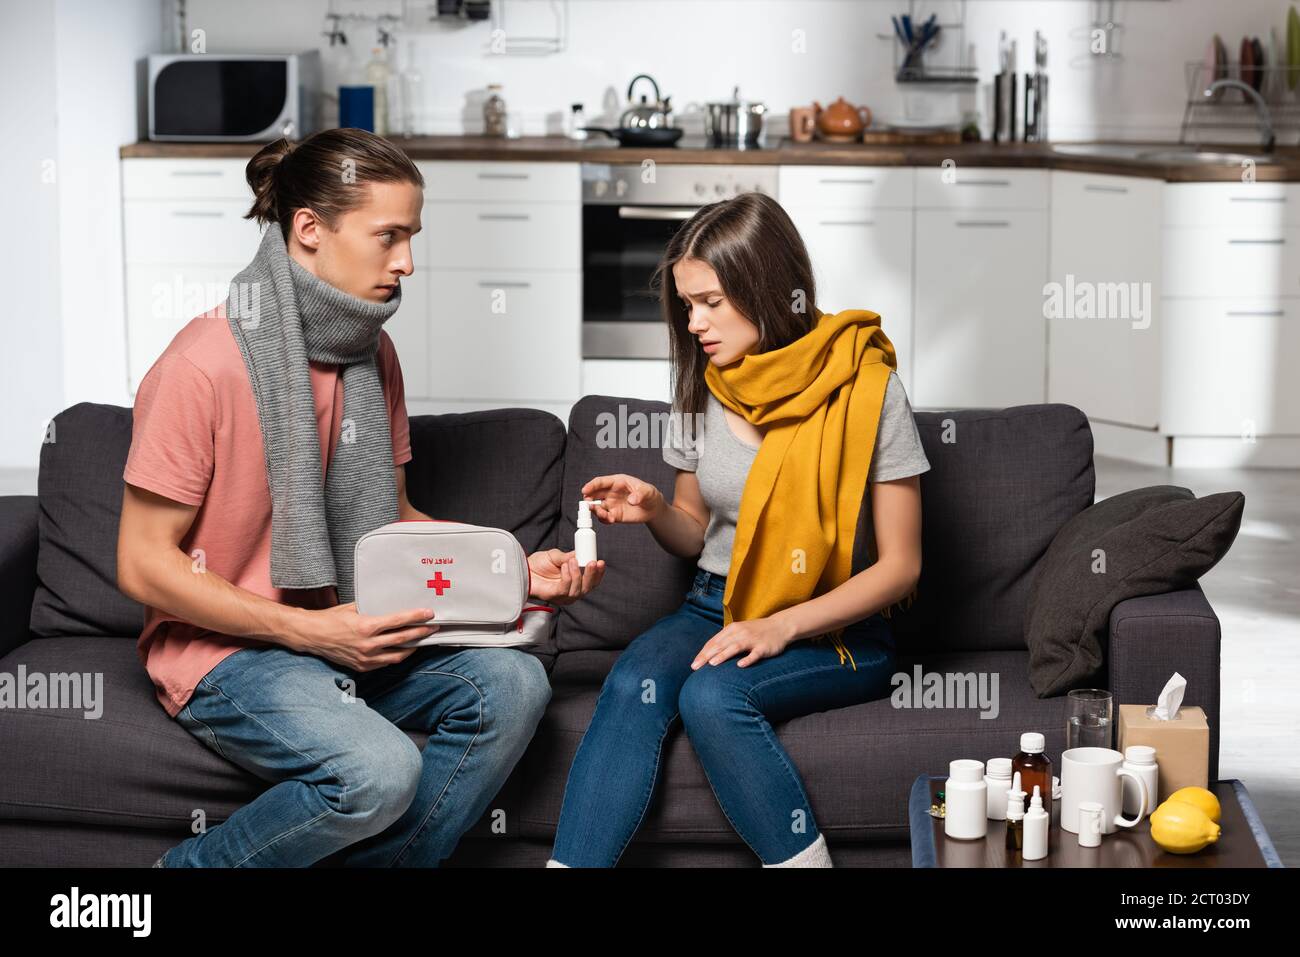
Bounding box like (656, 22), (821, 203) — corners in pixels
(876, 1), (977, 85)
(1178, 61), (1300, 146)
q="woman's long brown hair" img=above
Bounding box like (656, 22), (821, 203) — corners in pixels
(653, 191), (818, 416)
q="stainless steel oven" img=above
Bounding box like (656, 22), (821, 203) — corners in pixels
(581, 163), (779, 359)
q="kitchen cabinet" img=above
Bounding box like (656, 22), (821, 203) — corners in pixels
(1162, 181), (1300, 229)
(121, 158), (263, 393)
(422, 200), (580, 271)
(1047, 171), (1163, 429)
(425, 269), (580, 402)
(121, 158), (256, 201)
(417, 160), (580, 204)
(914, 166), (1049, 211)
(778, 167), (915, 392)
(1161, 298), (1300, 436)
(912, 171), (1049, 409)
(779, 166), (913, 208)
(416, 161), (581, 407)
(1161, 182), (1300, 461)
(122, 199), (263, 264)
(120, 157), (581, 407)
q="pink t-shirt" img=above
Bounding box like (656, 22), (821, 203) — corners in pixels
(122, 301), (412, 717)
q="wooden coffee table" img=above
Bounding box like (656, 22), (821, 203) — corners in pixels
(909, 774), (1282, 868)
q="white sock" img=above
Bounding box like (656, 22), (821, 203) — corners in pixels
(545, 858), (570, 868)
(762, 832), (832, 868)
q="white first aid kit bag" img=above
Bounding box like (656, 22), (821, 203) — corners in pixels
(354, 521), (557, 648)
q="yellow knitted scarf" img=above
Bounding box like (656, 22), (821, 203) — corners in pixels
(704, 307), (906, 670)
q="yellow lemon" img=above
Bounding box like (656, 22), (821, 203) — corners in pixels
(1165, 786), (1222, 824)
(1150, 800), (1221, 854)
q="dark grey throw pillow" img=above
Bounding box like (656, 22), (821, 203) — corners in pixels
(30, 403), (146, 638)
(1024, 485), (1244, 697)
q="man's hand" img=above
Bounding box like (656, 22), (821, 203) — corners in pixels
(527, 548), (605, 605)
(690, 616), (798, 669)
(290, 602), (439, 672)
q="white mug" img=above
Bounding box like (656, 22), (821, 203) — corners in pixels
(1060, 747), (1148, 834)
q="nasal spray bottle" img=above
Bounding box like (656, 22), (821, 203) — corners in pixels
(1004, 771), (1026, 852)
(575, 499), (604, 568)
(1023, 785), (1049, 861)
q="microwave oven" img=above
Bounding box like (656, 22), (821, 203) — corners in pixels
(147, 52), (321, 142)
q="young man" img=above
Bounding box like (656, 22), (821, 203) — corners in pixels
(117, 129), (604, 867)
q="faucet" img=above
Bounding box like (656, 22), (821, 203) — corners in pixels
(1205, 79), (1275, 152)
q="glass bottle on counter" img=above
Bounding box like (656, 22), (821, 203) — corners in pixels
(569, 103), (587, 140)
(1011, 732), (1052, 820)
(484, 84), (507, 137)
(394, 46), (423, 139)
(366, 47), (390, 137)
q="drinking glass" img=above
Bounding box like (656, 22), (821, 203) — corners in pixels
(1066, 688), (1113, 750)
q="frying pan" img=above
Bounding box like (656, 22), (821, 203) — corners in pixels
(580, 125), (684, 147)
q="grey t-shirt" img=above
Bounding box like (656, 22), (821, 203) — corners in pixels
(662, 371), (931, 576)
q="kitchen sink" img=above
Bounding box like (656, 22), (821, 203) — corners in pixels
(1049, 143), (1153, 160)
(1049, 143), (1277, 165)
(1135, 149), (1276, 165)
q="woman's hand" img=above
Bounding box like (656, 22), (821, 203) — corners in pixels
(527, 548), (605, 605)
(691, 616), (798, 669)
(581, 474), (664, 525)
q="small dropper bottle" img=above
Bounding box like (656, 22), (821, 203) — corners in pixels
(1004, 770), (1026, 851)
(1023, 785), (1049, 861)
(575, 499), (603, 568)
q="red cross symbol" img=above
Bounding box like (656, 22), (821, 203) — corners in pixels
(426, 571), (452, 596)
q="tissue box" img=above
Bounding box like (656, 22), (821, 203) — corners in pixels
(1117, 704), (1210, 804)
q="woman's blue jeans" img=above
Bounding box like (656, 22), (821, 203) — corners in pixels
(551, 567), (897, 866)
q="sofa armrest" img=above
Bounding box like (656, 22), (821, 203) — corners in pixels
(1107, 585), (1221, 781)
(0, 495), (38, 658)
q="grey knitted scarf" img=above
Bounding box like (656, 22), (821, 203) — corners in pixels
(226, 225), (403, 603)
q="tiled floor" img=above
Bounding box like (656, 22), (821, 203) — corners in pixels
(2, 457), (1296, 865)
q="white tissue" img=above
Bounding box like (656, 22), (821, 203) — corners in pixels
(1151, 672), (1186, 721)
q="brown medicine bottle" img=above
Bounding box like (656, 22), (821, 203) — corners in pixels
(1011, 732), (1052, 820)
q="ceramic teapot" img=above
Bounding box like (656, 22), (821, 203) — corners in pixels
(813, 97), (872, 141)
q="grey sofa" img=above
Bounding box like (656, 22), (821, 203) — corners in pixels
(0, 397), (1222, 867)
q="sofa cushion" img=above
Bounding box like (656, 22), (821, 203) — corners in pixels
(1024, 485), (1244, 697)
(0, 636), (520, 839)
(515, 647), (1073, 842)
(406, 408), (566, 550)
(552, 396), (698, 654)
(886, 405), (1095, 653)
(30, 404), (145, 639)
(407, 408), (568, 669)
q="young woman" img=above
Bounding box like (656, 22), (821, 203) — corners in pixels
(548, 191), (930, 868)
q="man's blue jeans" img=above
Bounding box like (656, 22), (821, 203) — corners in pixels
(551, 567), (897, 866)
(161, 642), (550, 867)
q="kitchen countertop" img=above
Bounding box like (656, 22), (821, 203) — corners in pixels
(120, 135), (1300, 182)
